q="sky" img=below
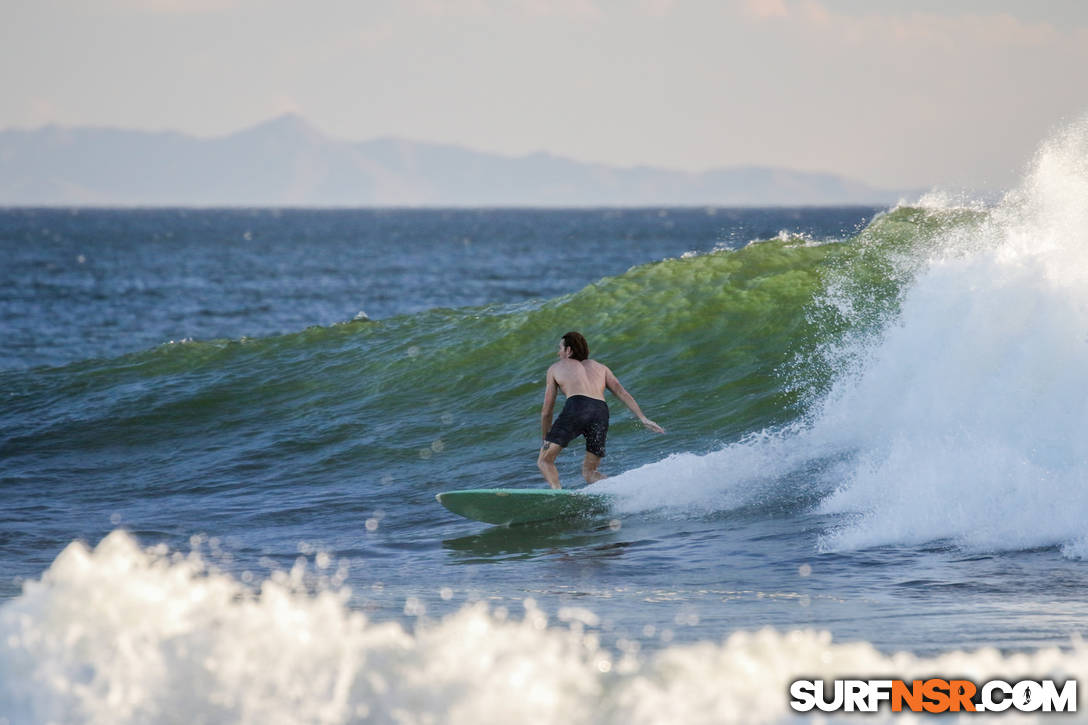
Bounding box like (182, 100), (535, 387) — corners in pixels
(3, 0), (1088, 191)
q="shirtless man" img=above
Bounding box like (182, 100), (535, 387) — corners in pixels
(537, 331), (664, 489)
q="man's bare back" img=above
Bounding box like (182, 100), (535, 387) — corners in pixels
(547, 357), (609, 401)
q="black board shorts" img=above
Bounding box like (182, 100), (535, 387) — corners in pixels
(545, 395), (609, 456)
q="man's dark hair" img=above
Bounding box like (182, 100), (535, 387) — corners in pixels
(562, 331), (589, 361)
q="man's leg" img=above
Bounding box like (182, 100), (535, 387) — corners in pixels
(581, 452), (606, 484)
(537, 443), (563, 489)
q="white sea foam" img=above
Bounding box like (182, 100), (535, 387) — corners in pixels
(595, 428), (825, 517)
(600, 118), (1088, 559)
(912, 188), (991, 212)
(1, 531), (1085, 725)
(1062, 537), (1088, 560)
(811, 118), (1088, 555)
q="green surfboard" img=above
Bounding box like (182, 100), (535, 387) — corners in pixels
(436, 488), (613, 526)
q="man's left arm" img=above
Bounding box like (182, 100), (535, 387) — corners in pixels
(605, 367), (665, 434)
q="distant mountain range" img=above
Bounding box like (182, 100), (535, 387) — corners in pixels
(0, 114), (913, 206)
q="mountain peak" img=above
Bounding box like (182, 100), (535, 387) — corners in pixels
(233, 113), (325, 142)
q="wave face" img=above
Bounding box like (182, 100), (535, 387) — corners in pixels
(2, 532), (1084, 725)
(1, 220), (883, 497)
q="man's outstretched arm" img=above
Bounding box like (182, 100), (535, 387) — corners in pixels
(605, 368), (665, 434)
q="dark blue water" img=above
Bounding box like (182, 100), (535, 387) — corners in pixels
(0, 207), (877, 370)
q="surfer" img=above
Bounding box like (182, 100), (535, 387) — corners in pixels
(537, 331), (664, 488)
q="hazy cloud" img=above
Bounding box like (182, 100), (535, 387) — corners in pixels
(110, 0), (240, 14)
(742, 0), (790, 20)
(410, 0), (603, 21)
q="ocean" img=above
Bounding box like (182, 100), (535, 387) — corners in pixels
(3, 123), (1088, 723)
